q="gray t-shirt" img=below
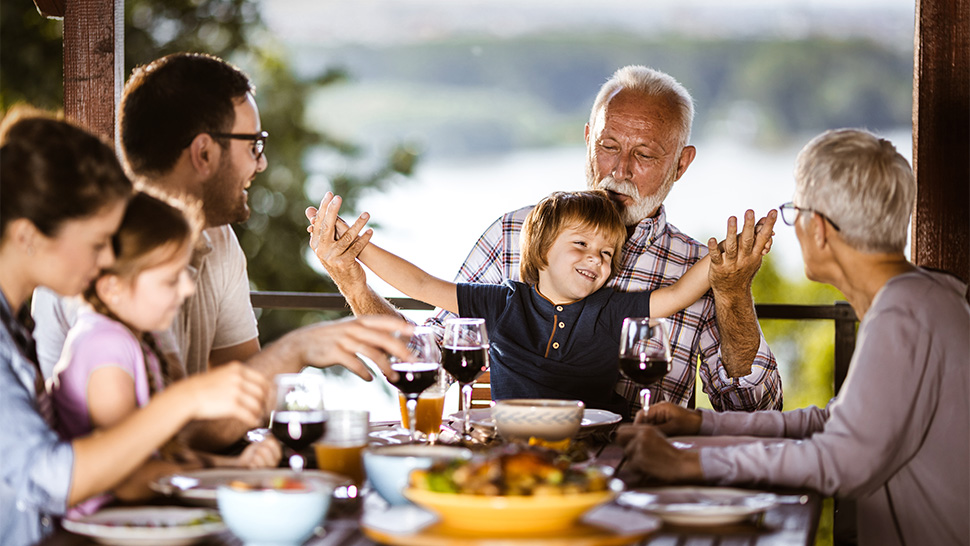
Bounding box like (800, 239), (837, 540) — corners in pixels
(697, 268), (969, 546)
(32, 226), (258, 378)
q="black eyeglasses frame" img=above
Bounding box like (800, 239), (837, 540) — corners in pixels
(208, 130), (269, 161)
(779, 202), (841, 232)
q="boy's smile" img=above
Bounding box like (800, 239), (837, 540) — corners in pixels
(536, 225), (615, 304)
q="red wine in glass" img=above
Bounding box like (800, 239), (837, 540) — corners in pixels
(441, 346), (488, 385)
(618, 356), (671, 386)
(442, 318), (489, 438)
(618, 317), (672, 412)
(390, 362), (440, 394)
(271, 410), (327, 453)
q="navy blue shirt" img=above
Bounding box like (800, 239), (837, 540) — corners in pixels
(456, 280), (652, 417)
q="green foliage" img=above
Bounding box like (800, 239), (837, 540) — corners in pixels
(1, 0), (416, 343)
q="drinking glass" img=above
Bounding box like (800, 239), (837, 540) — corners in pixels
(441, 318), (489, 437)
(618, 317), (672, 413)
(387, 326), (442, 442)
(398, 368), (448, 443)
(271, 373), (327, 471)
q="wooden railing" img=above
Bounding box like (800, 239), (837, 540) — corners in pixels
(250, 292), (858, 397)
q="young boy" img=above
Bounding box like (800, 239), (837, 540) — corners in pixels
(317, 191), (769, 416)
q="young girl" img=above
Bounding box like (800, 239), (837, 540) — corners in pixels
(50, 191), (281, 515)
(314, 190), (770, 416)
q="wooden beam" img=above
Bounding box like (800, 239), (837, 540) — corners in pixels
(912, 0), (970, 284)
(62, 0), (123, 141)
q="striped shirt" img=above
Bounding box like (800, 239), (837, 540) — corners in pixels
(427, 204), (782, 414)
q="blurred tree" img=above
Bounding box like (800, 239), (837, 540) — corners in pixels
(0, 0), (419, 343)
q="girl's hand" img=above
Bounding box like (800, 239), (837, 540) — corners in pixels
(175, 362), (269, 427)
(235, 437), (283, 469)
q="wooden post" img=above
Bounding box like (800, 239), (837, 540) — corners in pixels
(912, 0), (970, 284)
(61, 0), (124, 141)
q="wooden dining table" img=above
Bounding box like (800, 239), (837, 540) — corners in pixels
(41, 420), (823, 546)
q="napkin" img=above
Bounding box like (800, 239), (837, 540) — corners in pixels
(581, 503), (663, 535)
(360, 504), (438, 535)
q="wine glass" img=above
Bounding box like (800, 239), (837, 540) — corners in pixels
(618, 317), (672, 413)
(271, 373), (327, 471)
(441, 318), (489, 438)
(387, 326), (441, 443)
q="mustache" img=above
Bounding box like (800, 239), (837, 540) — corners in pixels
(596, 176), (639, 200)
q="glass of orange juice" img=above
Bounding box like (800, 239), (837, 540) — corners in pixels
(398, 369), (448, 443)
(313, 409), (369, 487)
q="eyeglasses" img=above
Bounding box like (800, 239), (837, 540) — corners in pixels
(779, 202), (841, 232)
(209, 130), (268, 161)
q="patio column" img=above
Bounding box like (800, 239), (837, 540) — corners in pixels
(912, 0), (970, 285)
(36, 0), (124, 141)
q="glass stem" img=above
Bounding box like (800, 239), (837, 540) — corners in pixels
(639, 387), (652, 414)
(289, 453), (304, 472)
(406, 396), (419, 442)
(461, 382), (473, 435)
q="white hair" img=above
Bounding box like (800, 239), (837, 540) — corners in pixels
(793, 128), (916, 253)
(588, 65), (695, 148)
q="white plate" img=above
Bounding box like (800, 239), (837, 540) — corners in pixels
(617, 487), (778, 526)
(62, 506), (225, 546)
(450, 408), (622, 438)
(151, 468), (350, 506)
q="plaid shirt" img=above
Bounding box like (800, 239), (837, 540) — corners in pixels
(427, 205), (782, 414)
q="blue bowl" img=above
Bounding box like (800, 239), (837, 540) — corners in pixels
(363, 445), (472, 506)
(216, 476), (335, 546)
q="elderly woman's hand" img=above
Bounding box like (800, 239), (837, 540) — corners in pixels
(636, 401), (703, 436)
(615, 423), (703, 483)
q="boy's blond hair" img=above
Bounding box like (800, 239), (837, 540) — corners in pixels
(519, 190), (626, 286)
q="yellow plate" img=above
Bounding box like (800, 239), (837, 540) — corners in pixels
(402, 487), (617, 535)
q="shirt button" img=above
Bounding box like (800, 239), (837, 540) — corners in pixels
(16, 500), (25, 511)
(558, 322), (565, 328)
(41, 516), (51, 527)
(552, 342), (560, 349)
(556, 306), (563, 311)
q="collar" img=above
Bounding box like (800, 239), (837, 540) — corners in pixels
(0, 289), (37, 363)
(188, 228), (215, 280)
(627, 205), (668, 248)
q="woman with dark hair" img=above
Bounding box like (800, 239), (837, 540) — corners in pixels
(0, 109), (269, 545)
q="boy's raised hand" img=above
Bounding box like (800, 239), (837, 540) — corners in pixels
(305, 192), (375, 292)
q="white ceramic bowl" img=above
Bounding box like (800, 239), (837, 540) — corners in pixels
(363, 444), (473, 506)
(216, 474), (337, 545)
(492, 399), (585, 441)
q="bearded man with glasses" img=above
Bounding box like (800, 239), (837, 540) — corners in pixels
(32, 53), (415, 452)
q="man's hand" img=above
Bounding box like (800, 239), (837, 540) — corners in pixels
(704, 209), (777, 378)
(707, 209), (776, 296)
(615, 424), (703, 483)
(636, 401), (703, 436)
(280, 315), (414, 383)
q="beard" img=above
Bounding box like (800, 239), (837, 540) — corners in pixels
(201, 154), (251, 227)
(585, 152), (678, 227)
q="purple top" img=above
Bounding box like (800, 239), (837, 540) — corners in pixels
(50, 308), (163, 515)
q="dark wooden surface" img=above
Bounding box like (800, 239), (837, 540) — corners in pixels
(62, 0), (122, 141)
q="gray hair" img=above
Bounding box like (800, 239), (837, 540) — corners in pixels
(588, 65), (695, 148)
(793, 128), (915, 253)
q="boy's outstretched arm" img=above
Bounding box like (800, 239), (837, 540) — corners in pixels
(321, 205), (460, 315)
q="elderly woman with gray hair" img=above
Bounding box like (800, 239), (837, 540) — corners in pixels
(616, 128), (969, 546)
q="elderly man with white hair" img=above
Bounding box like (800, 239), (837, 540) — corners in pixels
(309, 65), (783, 417)
(616, 128), (970, 546)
